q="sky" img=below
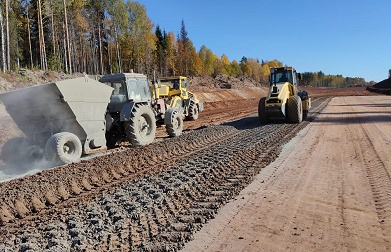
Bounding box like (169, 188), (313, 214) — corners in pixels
(136, 0), (391, 82)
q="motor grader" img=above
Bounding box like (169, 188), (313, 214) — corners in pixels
(151, 76), (203, 121)
(0, 73), (188, 165)
(258, 67), (311, 124)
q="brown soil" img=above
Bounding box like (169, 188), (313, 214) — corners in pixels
(0, 72), (388, 251)
(184, 96), (391, 251)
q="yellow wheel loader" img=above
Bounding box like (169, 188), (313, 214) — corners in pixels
(151, 76), (204, 121)
(258, 67), (311, 124)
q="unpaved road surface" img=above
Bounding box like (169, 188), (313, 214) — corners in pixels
(0, 96), (328, 251)
(184, 96), (391, 251)
(0, 85), (385, 251)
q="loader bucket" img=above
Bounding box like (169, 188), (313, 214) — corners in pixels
(0, 77), (113, 154)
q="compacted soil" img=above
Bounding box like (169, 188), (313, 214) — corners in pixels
(0, 81), (387, 251)
(184, 95), (391, 251)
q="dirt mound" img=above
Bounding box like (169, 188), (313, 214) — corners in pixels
(366, 77), (391, 95)
(188, 74), (260, 91)
(373, 78), (391, 89)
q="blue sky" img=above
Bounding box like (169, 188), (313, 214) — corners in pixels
(136, 0), (390, 82)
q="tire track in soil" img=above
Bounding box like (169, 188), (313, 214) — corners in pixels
(348, 101), (391, 249)
(0, 98), (329, 251)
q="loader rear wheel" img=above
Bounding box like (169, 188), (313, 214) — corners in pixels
(258, 97), (269, 124)
(166, 111), (183, 137)
(186, 102), (199, 121)
(125, 105), (156, 146)
(45, 132), (82, 164)
(287, 95), (303, 123)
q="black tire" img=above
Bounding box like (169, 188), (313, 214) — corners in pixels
(287, 95), (303, 123)
(1, 137), (27, 164)
(186, 102), (199, 121)
(124, 105), (156, 146)
(166, 111), (183, 137)
(258, 97), (269, 124)
(45, 132), (82, 164)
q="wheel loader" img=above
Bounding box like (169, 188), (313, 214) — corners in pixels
(0, 73), (187, 166)
(151, 76), (203, 121)
(258, 67), (311, 124)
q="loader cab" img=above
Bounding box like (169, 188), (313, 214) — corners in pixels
(159, 76), (189, 99)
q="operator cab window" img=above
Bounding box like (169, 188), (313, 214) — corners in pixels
(275, 71), (292, 83)
(126, 78), (151, 102)
(108, 81), (126, 103)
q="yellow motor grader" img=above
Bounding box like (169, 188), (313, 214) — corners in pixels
(258, 67), (311, 124)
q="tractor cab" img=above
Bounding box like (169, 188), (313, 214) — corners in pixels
(99, 73), (152, 113)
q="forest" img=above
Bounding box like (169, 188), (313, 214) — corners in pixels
(0, 0), (370, 87)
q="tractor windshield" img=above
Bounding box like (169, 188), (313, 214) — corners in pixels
(126, 78), (151, 102)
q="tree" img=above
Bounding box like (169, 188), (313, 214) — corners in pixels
(198, 45), (214, 76)
(125, 1), (155, 75)
(105, 0), (129, 73)
(63, 0), (71, 73)
(389, 69), (391, 79)
(155, 25), (170, 76)
(177, 19), (194, 76)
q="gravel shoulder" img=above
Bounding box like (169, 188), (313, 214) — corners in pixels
(183, 96), (391, 251)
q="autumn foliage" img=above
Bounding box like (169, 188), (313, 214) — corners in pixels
(1, 1), (369, 87)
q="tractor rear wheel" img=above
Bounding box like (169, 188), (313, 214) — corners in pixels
(166, 111), (183, 137)
(125, 105), (156, 146)
(45, 132), (82, 164)
(258, 97), (269, 124)
(287, 95), (303, 123)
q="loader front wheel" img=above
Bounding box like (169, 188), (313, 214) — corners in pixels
(125, 105), (156, 146)
(45, 132), (82, 164)
(166, 111), (183, 137)
(258, 97), (269, 124)
(186, 102), (199, 121)
(287, 95), (303, 123)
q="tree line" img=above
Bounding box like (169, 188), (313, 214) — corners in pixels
(0, 0), (369, 87)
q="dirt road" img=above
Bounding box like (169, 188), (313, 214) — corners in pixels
(0, 86), (388, 251)
(184, 96), (391, 251)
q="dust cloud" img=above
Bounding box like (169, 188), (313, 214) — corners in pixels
(0, 82), (67, 182)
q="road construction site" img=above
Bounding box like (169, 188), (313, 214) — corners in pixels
(0, 76), (390, 251)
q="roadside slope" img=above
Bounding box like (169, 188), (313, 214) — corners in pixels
(183, 96), (391, 251)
